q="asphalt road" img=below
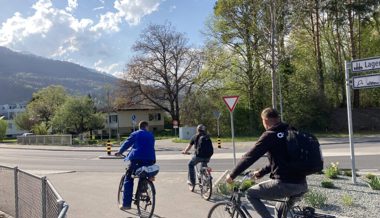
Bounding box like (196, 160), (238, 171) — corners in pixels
(1, 140), (380, 218)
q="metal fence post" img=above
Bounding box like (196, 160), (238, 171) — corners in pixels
(41, 176), (47, 218)
(14, 166), (19, 218)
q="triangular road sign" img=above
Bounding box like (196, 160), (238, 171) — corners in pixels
(223, 96), (239, 112)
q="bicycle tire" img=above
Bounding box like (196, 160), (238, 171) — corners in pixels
(136, 179), (156, 218)
(208, 201), (247, 218)
(117, 174), (125, 205)
(201, 170), (212, 200)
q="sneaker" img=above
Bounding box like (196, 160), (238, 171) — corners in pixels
(187, 181), (195, 192)
(119, 205), (131, 210)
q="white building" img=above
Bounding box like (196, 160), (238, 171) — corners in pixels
(0, 104), (27, 137)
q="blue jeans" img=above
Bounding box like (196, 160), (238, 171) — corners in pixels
(123, 160), (155, 207)
(246, 179), (308, 218)
(188, 156), (210, 185)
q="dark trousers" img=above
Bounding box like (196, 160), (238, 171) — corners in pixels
(187, 156), (210, 185)
(246, 179), (308, 218)
(123, 160), (155, 207)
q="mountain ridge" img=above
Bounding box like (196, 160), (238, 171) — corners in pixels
(0, 46), (118, 104)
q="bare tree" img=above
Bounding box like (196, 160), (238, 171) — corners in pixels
(122, 23), (202, 124)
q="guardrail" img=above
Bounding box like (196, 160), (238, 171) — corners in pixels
(17, 135), (72, 145)
(0, 165), (69, 218)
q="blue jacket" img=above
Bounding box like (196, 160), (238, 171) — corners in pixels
(118, 129), (156, 162)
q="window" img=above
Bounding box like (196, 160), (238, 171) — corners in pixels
(109, 115), (118, 123)
(148, 113), (161, 121)
(8, 123), (12, 129)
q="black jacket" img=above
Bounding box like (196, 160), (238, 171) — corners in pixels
(230, 122), (306, 184)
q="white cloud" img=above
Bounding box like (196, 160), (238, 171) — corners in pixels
(114, 0), (161, 26)
(94, 59), (122, 76)
(66, 0), (78, 12)
(93, 6), (104, 11)
(0, 0), (164, 75)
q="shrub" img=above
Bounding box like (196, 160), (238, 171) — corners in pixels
(321, 179), (335, 189)
(324, 162), (340, 179)
(365, 173), (376, 180)
(342, 194), (353, 207)
(304, 189), (327, 208)
(87, 139), (98, 145)
(367, 176), (380, 190)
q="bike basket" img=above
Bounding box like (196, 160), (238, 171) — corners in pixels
(135, 164), (160, 178)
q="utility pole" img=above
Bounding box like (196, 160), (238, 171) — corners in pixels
(270, 0), (277, 110)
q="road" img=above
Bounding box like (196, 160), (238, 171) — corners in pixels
(0, 139), (380, 217)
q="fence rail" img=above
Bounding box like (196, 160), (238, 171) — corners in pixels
(0, 165), (69, 218)
(17, 135), (72, 145)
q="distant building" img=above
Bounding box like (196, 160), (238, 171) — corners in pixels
(0, 103), (27, 137)
(101, 104), (165, 137)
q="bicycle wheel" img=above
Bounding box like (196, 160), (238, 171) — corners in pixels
(117, 174), (125, 205)
(201, 170), (212, 200)
(136, 179), (156, 218)
(208, 201), (246, 218)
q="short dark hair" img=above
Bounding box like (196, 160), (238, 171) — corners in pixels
(139, 121), (149, 129)
(261, 107), (280, 120)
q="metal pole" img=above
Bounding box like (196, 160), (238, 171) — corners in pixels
(345, 60), (357, 184)
(230, 111), (236, 166)
(270, 0), (277, 110)
(41, 177), (47, 218)
(14, 167), (19, 218)
(279, 70), (284, 122)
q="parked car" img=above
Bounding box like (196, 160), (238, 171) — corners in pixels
(21, 133), (34, 137)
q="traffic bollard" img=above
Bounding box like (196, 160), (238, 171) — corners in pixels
(217, 137), (221, 148)
(106, 140), (112, 155)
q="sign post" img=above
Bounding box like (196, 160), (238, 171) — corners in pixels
(223, 96), (239, 166)
(213, 111), (221, 148)
(173, 120), (179, 136)
(131, 114), (136, 132)
(345, 56), (380, 184)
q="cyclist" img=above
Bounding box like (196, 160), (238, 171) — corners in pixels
(181, 124), (213, 190)
(226, 108), (308, 218)
(115, 121), (156, 210)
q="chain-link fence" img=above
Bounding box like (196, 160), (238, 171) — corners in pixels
(0, 165), (69, 218)
(17, 135), (72, 145)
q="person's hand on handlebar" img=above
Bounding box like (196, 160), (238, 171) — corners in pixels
(181, 150), (191, 155)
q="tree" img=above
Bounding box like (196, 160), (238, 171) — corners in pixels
(0, 119), (7, 141)
(122, 23), (202, 125)
(14, 111), (38, 131)
(52, 96), (104, 134)
(27, 85), (68, 127)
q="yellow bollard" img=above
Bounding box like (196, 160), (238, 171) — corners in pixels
(106, 140), (112, 155)
(217, 137), (221, 148)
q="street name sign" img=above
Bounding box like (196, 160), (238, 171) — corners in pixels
(223, 96), (239, 112)
(351, 57), (380, 73)
(352, 74), (380, 89)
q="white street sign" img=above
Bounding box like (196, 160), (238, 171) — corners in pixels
(352, 74), (380, 89)
(351, 57), (380, 73)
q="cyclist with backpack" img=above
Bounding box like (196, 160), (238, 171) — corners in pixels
(226, 108), (317, 218)
(182, 124), (214, 190)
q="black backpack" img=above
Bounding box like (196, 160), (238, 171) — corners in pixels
(285, 129), (324, 176)
(195, 134), (214, 158)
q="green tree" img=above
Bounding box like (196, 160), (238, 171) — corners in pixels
(52, 96), (104, 134)
(14, 111), (37, 131)
(27, 85), (68, 127)
(0, 119), (7, 141)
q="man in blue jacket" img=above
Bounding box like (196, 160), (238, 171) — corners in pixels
(115, 121), (156, 210)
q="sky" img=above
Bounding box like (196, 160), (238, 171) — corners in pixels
(0, 0), (216, 77)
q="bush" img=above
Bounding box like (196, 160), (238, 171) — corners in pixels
(304, 189), (327, 208)
(321, 179), (335, 189)
(367, 176), (380, 190)
(87, 139), (98, 145)
(365, 173), (376, 180)
(324, 162), (340, 179)
(342, 194), (353, 207)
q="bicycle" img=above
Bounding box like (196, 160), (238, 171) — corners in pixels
(117, 160), (159, 218)
(183, 152), (213, 200)
(208, 172), (334, 218)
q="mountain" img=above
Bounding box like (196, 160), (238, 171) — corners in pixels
(0, 46), (118, 104)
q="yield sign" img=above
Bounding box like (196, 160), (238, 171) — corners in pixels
(223, 96), (239, 112)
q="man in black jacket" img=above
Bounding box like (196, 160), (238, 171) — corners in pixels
(226, 108), (308, 218)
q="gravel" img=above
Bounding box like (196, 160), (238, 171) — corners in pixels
(300, 174), (380, 218)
